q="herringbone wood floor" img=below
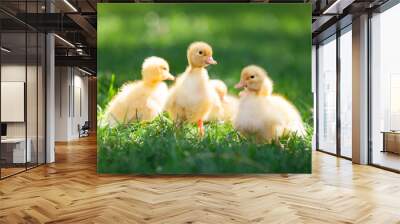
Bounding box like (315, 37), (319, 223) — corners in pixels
(1, 136), (400, 224)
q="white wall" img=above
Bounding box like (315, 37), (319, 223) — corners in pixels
(1, 82), (25, 122)
(71, 73), (89, 138)
(1, 63), (46, 164)
(55, 67), (69, 141)
(1, 65), (26, 138)
(1, 65), (36, 138)
(54, 67), (89, 141)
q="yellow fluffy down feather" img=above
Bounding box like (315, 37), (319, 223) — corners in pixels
(165, 41), (219, 123)
(105, 56), (174, 126)
(234, 65), (305, 142)
(207, 79), (238, 122)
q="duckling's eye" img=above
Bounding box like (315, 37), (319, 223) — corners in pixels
(162, 67), (167, 70)
(250, 75), (255, 79)
(198, 51), (203, 55)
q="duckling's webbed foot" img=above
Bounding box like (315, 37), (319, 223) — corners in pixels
(197, 119), (205, 137)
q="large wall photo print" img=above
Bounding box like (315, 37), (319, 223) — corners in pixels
(97, 3), (312, 174)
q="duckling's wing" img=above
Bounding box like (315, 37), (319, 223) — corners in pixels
(154, 82), (169, 108)
(164, 82), (178, 113)
(269, 94), (306, 136)
(104, 81), (141, 125)
(164, 69), (189, 107)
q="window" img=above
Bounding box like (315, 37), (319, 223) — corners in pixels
(0, 2), (47, 179)
(339, 27), (352, 158)
(370, 3), (400, 171)
(317, 35), (337, 154)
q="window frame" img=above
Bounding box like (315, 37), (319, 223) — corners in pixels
(315, 22), (353, 160)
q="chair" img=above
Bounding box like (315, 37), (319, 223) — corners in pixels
(78, 121), (90, 138)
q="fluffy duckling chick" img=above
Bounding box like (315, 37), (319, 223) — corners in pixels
(165, 41), (218, 135)
(105, 56), (174, 126)
(207, 79), (239, 122)
(234, 65), (305, 143)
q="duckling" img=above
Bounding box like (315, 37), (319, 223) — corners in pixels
(165, 41), (218, 135)
(234, 65), (305, 143)
(207, 79), (239, 122)
(105, 56), (174, 126)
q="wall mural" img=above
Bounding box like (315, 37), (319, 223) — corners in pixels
(97, 3), (312, 174)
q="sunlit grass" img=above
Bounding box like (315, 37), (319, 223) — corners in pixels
(97, 110), (312, 174)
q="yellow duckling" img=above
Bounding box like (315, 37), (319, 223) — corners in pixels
(234, 65), (305, 142)
(165, 41), (218, 135)
(105, 56), (174, 126)
(207, 79), (239, 122)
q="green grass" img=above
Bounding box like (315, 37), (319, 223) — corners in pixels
(98, 113), (312, 174)
(97, 75), (312, 174)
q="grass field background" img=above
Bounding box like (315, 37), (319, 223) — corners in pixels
(97, 4), (312, 174)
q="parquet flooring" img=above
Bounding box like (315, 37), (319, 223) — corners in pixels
(0, 135), (400, 223)
(1, 167), (26, 178)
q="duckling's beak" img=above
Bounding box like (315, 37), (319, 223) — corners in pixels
(206, 56), (217, 65)
(164, 72), (175, 81)
(235, 81), (246, 89)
